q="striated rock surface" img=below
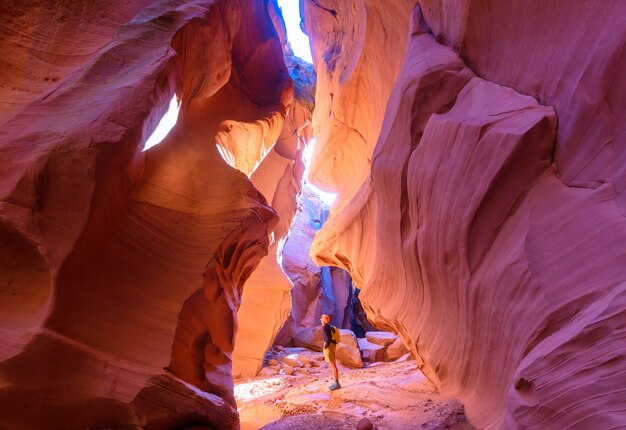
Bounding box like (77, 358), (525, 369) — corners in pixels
(0, 0), (294, 428)
(331, 266), (354, 329)
(306, 1), (626, 429)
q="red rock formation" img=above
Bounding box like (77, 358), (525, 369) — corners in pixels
(305, 1), (626, 428)
(0, 0), (293, 428)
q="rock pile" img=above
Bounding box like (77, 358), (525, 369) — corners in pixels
(258, 347), (326, 378)
(359, 331), (410, 363)
(290, 327), (411, 366)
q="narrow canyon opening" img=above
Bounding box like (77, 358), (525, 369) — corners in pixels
(1, 1), (624, 430)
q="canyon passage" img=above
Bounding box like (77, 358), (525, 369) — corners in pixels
(1, 0), (625, 429)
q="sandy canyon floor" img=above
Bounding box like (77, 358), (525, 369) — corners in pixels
(235, 348), (475, 430)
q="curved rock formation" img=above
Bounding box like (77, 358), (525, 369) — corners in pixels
(0, 0), (294, 428)
(306, 1), (626, 428)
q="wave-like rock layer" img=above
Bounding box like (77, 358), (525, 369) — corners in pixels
(0, 0), (300, 428)
(305, 1), (626, 428)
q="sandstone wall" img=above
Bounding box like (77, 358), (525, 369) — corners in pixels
(0, 1), (294, 428)
(304, 0), (626, 428)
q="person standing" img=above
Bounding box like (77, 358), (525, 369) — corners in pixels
(321, 314), (341, 390)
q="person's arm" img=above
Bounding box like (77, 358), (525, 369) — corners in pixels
(322, 323), (332, 349)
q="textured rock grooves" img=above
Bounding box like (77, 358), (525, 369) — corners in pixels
(1, 0), (625, 428)
(306, 1), (626, 429)
(0, 0), (302, 428)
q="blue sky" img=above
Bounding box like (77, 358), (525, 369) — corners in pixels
(277, 0), (312, 63)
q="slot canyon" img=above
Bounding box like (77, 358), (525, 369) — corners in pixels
(0, 0), (625, 429)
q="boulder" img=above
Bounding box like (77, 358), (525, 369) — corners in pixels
(386, 337), (409, 361)
(366, 331), (398, 347)
(394, 353), (415, 363)
(358, 338), (388, 363)
(293, 326), (323, 350)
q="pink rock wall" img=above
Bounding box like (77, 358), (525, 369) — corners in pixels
(0, 0), (294, 428)
(305, 1), (626, 428)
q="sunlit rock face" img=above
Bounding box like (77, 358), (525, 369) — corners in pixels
(306, 1), (626, 428)
(0, 0), (293, 428)
(233, 49), (316, 377)
(302, 0), (415, 199)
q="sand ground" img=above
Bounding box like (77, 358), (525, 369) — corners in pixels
(235, 348), (474, 429)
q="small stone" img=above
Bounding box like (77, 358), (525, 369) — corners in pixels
(267, 358), (279, 366)
(283, 365), (295, 375)
(356, 417), (373, 430)
(281, 355), (304, 368)
(258, 367), (278, 377)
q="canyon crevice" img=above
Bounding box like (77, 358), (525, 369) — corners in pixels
(1, 0), (625, 429)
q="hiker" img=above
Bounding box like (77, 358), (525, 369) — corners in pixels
(321, 314), (341, 390)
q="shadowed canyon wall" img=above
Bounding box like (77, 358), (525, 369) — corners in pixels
(0, 0), (303, 428)
(274, 184), (359, 346)
(304, 0), (626, 428)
